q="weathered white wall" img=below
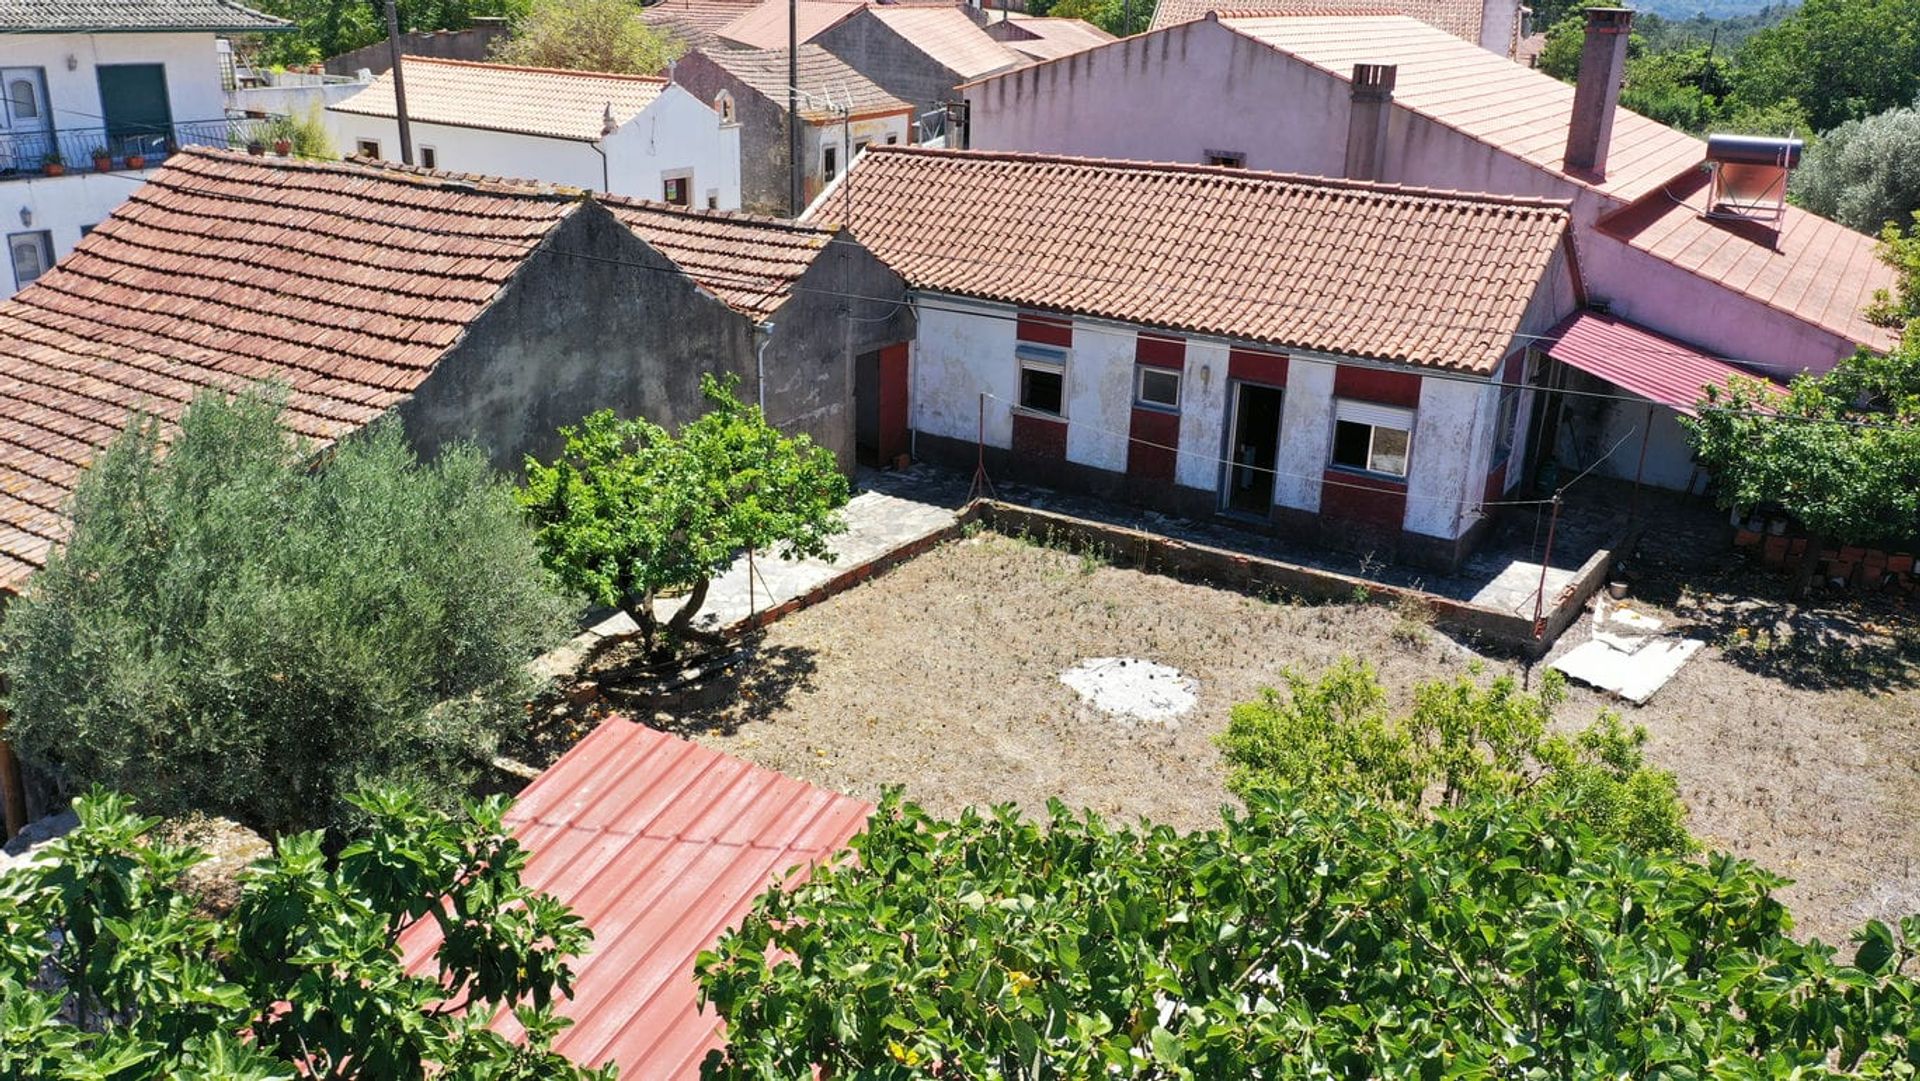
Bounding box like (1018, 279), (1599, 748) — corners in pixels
(325, 110), (605, 184)
(229, 78), (368, 124)
(1175, 339), (1229, 492)
(0, 31), (230, 137)
(1, 172), (153, 292)
(1063, 318), (1131, 472)
(1273, 357), (1334, 513)
(1404, 373), (1494, 539)
(912, 294), (1017, 448)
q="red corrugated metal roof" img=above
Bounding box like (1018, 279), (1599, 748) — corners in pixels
(398, 719), (873, 1078)
(1545, 311), (1779, 416)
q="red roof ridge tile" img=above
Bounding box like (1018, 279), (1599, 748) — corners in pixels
(860, 144), (1574, 215)
(396, 54), (672, 84)
(178, 145), (593, 203)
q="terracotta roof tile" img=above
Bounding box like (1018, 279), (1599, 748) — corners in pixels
(329, 57), (668, 142)
(0, 0), (288, 31)
(989, 14), (1116, 61)
(716, 0), (865, 49)
(813, 146), (1569, 371)
(1151, 0), (1480, 41)
(0, 148), (579, 593)
(398, 719), (872, 1080)
(862, 5), (1028, 77)
(1597, 170), (1900, 352)
(1217, 15), (1704, 202)
(693, 44), (912, 120)
(641, 0), (763, 36)
(602, 195), (837, 320)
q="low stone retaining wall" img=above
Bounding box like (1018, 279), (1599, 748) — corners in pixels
(1733, 528), (1918, 594)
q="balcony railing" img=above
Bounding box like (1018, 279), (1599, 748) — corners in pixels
(0, 117), (277, 180)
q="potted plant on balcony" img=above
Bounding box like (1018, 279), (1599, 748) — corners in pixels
(41, 152), (64, 177)
(246, 138), (265, 156)
(125, 150), (146, 170)
(90, 145), (110, 172)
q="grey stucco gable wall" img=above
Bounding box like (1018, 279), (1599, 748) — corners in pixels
(812, 14), (964, 120)
(397, 200), (759, 475)
(672, 53), (791, 216)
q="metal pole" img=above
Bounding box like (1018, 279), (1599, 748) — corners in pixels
(788, 0), (802, 215)
(1629, 402), (1654, 518)
(385, 0), (414, 165)
(1531, 492), (1563, 642)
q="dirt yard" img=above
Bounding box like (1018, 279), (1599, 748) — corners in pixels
(567, 530), (1920, 947)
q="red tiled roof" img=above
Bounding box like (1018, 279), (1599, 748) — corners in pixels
(1151, 0), (1485, 42)
(811, 146), (1571, 372)
(716, 0), (863, 49)
(992, 14), (1116, 61)
(0, 148), (578, 591)
(399, 719), (873, 1079)
(862, 5), (1027, 78)
(1218, 14), (1706, 203)
(603, 195), (839, 320)
(693, 43), (912, 122)
(1597, 170), (1900, 353)
(329, 57), (667, 141)
(641, 0), (763, 35)
(1545, 311), (1784, 416)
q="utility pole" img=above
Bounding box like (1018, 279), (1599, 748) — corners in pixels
(788, 0), (802, 215)
(385, 0), (415, 165)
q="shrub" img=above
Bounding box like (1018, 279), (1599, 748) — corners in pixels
(0, 390), (572, 837)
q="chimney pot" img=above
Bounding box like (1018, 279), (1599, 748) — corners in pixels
(1563, 6), (1633, 179)
(1344, 63), (1397, 182)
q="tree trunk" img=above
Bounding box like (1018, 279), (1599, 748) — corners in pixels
(1790, 533), (1828, 600)
(665, 576), (711, 637)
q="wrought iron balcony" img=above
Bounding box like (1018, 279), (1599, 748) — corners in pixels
(0, 117), (278, 180)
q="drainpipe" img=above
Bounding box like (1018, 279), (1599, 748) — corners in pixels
(589, 103), (616, 193)
(755, 321), (776, 414)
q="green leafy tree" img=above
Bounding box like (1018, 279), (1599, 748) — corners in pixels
(1046, 0), (1149, 39)
(698, 788), (1919, 1078)
(489, 0), (682, 74)
(250, 0), (529, 68)
(1728, 0), (1920, 131)
(1217, 658), (1691, 853)
(1685, 334), (1920, 594)
(1795, 103), (1920, 233)
(0, 787), (613, 1080)
(1871, 215), (1920, 326)
(0, 391), (572, 837)
(519, 375), (849, 648)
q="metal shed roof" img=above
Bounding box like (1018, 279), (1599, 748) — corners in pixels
(397, 719), (873, 1078)
(1545, 311), (1779, 416)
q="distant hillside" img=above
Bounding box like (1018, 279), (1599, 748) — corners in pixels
(1632, 0), (1796, 22)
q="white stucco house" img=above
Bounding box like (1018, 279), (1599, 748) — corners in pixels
(327, 56), (742, 209)
(0, 0), (289, 297)
(810, 147), (1581, 571)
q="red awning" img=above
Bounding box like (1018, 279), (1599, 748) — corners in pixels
(1544, 312), (1780, 416)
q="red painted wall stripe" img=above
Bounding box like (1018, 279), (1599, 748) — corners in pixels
(1320, 468), (1407, 528)
(1135, 333), (1186, 370)
(1011, 411), (1067, 460)
(1127, 407), (1180, 481)
(1017, 311), (1073, 347)
(1333, 364), (1421, 407)
(1229, 348), (1288, 386)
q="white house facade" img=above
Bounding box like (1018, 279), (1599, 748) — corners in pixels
(328, 57), (742, 208)
(0, 0), (289, 296)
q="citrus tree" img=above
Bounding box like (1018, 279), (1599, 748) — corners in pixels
(519, 375), (849, 649)
(0, 787), (612, 1080)
(698, 788), (1919, 1078)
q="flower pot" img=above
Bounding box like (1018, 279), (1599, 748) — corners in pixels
(272, 139), (292, 156)
(125, 154), (146, 170)
(92, 155), (110, 172)
(1607, 581), (1630, 600)
(246, 141), (264, 156)
(42, 162), (64, 177)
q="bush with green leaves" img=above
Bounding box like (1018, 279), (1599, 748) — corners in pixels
(1795, 103), (1920, 234)
(0, 391), (572, 837)
(258, 105), (337, 159)
(1216, 658), (1692, 854)
(519, 374), (849, 648)
(698, 788), (1918, 1078)
(489, 0), (683, 74)
(0, 786), (612, 1080)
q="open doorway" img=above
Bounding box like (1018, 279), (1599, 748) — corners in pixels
(1223, 382), (1283, 515)
(855, 343), (909, 467)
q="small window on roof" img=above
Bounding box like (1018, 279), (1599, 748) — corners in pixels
(356, 138), (380, 160)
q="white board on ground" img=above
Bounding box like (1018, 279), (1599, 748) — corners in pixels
(1060, 657), (1198, 724)
(1552, 638), (1704, 705)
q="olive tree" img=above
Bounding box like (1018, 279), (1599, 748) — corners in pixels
(518, 375), (850, 650)
(0, 390), (573, 837)
(0, 786), (613, 1080)
(1796, 103), (1920, 234)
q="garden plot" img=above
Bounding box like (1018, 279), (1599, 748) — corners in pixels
(572, 530), (1920, 946)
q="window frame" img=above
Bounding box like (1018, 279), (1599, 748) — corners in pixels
(1204, 149), (1246, 168)
(1015, 342), (1068, 419)
(1133, 364), (1181, 413)
(8, 229), (52, 288)
(418, 145), (438, 170)
(355, 138), (380, 160)
(1329, 399), (1414, 480)
(822, 143), (839, 183)
(1490, 383), (1520, 466)
(662, 171), (692, 205)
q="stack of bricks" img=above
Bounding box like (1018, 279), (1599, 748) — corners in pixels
(1733, 528), (1917, 594)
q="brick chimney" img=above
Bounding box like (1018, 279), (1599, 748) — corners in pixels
(1343, 63), (1397, 182)
(1563, 7), (1634, 179)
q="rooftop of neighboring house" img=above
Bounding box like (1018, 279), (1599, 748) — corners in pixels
(0, 150), (845, 590)
(328, 57), (668, 142)
(861, 4), (1029, 78)
(810, 146), (1573, 372)
(1597, 169), (1901, 352)
(691, 43), (913, 121)
(398, 718), (872, 1080)
(1150, 0), (1484, 43)
(0, 0), (290, 32)
(716, 0), (865, 49)
(640, 0), (764, 38)
(1215, 13), (1704, 203)
(982, 11), (1116, 62)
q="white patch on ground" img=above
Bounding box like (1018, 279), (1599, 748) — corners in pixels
(1060, 657), (1198, 724)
